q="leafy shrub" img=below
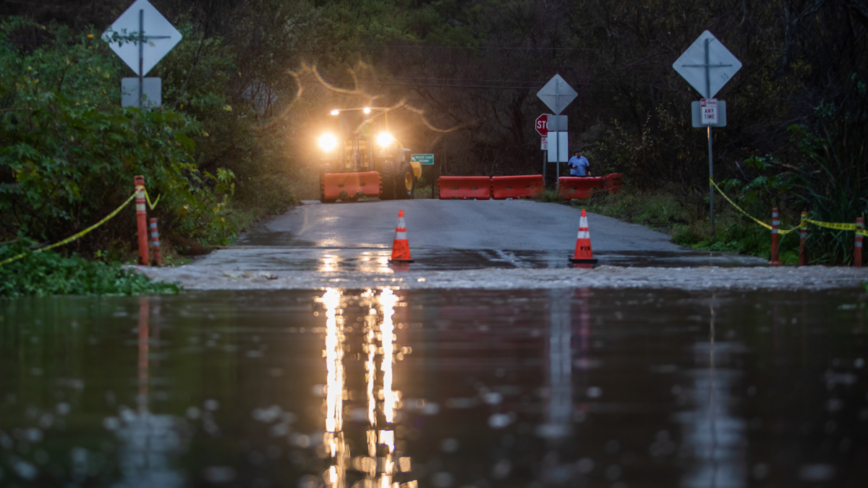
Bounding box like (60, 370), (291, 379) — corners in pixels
(0, 239), (180, 297)
(0, 18), (253, 252)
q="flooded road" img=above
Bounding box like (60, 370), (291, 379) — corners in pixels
(1, 288), (866, 487)
(199, 247), (765, 271)
(221, 200), (768, 271)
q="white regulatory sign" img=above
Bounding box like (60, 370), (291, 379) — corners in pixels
(673, 31), (741, 99)
(540, 136), (548, 150)
(700, 98), (718, 125)
(537, 75), (577, 115)
(103, 0), (182, 77)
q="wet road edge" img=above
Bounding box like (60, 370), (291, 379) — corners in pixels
(131, 265), (868, 291)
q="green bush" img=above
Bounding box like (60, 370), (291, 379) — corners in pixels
(0, 239), (180, 297)
(0, 18), (252, 251)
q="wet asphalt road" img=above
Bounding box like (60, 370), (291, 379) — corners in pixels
(204, 199), (766, 270)
(242, 200), (679, 251)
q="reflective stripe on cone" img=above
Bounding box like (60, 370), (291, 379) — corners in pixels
(770, 207), (781, 266)
(570, 209), (598, 264)
(149, 217), (162, 267)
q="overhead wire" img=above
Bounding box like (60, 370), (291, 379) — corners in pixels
(294, 44), (586, 52)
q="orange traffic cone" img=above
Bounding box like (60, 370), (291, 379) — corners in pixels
(390, 210), (413, 263)
(570, 209), (598, 264)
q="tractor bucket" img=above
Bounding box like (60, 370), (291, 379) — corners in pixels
(321, 172), (382, 201)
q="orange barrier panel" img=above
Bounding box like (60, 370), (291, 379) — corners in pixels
(604, 173), (623, 194)
(437, 176), (491, 200)
(491, 175), (544, 200)
(559, 177), (604, 200)
(322, 172), (381, 201)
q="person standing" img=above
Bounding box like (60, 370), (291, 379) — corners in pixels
(568, 149), (590, 176)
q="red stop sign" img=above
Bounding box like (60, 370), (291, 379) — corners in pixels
(535, 114), (549, 136)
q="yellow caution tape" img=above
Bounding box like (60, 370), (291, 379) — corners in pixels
(804, 219), (859, 231)
(711, 178), (866, 236)
(0, 191), (138, 267)
(709, 178), (797, 234)
(136, 186), (161, 210)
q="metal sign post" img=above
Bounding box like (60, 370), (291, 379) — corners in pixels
(692, 100), (727, 228)
(536, 114), (550, 184)
(104, 0), (182, 109)
(674, 31), (742, 236)
(537, 75), (577, 190)
(556, 82), (561, 184)
(136, 9), (171, 108)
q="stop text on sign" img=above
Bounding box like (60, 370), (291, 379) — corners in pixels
(535, 114), (550, 136)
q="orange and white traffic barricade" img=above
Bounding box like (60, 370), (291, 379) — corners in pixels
(558, 177), (604, 201)
(321, 172), (381, 201)
(134, 175), (149, 265)
(491, 175), (544, 199)
(603, 173), (623, 194)
(149, 218), (162, 266)
(437, 176), (491, 200)
(799, 211), (808, 266)
(770, 207), (781, 266)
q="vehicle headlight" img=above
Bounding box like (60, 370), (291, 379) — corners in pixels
(318, 133), (338, 151)
(376, 132), (394, 147)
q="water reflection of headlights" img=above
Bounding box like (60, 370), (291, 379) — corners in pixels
(315, 289), (416, 488)
(379, 289), (398, 426)
(321, 256), (337, 272)
(324, 289), (343, 434)
(321, 289), (346, 488)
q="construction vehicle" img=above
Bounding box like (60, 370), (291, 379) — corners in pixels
(317, 107), (421, 203)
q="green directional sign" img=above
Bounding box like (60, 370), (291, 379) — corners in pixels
(411, 154), (434, 165)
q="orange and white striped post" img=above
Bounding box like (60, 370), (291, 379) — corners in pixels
(149, 218), (162, 266)
(770, 207), (781, 266)
(799, 211), (808, 266)
(856, 217), (863, 268)
(134, 175), (149, 266)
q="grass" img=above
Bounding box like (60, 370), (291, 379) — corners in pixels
(580, 188), (808, 264)
(415, 185), (436, 199)
(532, 189), (563, 203)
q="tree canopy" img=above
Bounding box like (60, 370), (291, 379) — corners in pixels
(1, 0), (866, 256)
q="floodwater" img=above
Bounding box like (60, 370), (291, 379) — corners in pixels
(203, 246), (766, 271)
(0, 288), (866, 487)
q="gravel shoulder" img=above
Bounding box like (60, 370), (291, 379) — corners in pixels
(134, 265), (868, 291)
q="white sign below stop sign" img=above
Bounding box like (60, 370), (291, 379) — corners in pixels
(700, 98), (718, 125)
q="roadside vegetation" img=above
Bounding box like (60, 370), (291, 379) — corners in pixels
(1, 0), (866, 297)
(582, 189), (803, 263)
(0, 239), (179, 297)
(581, 97), (867, 266)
